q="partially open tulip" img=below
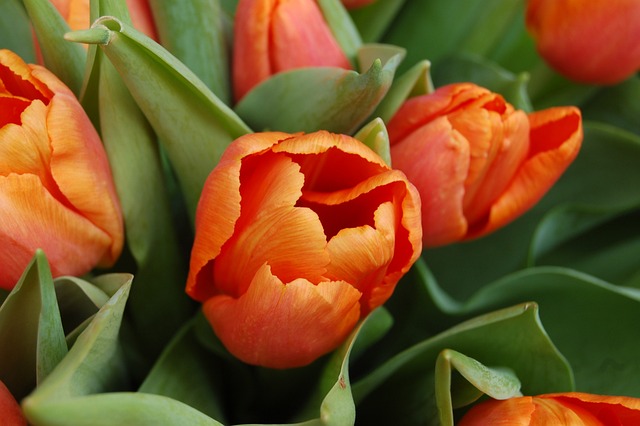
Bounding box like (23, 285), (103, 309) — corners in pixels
(0, 380), (26, 426)
(0, 49), (123, 289)
(232, 0), (352, 102)
(49, 0), (157, 40)
(459, 392), (640, 425)
(388, 83), (582, 247)
(526, 0), (640, 84)
(186, 131), (422, 368)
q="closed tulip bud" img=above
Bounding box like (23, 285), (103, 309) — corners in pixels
(0, 50), (123, 289)
(388, 83), (582, 248)
(526, 0), (640, 84)
(49, 0), (157, 40)
(186, 130), (422, 368)
(0, 380), (25, 426)
(459, 392), (640, 425)
(232, 0), (351, 102)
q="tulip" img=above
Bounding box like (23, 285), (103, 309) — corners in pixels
(186, 130), (422, 368)
(388, 83), (582, 248)
(49, 0), (157, 40)
(232, 0), (352, 102)
(526, 0), (640, 84)
(0, 49), (123, 289)
(0, 380), (26, 426)
(459, 392), (640, 425)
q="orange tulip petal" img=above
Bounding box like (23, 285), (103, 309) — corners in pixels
(203, 263), (361, 368)
(543, 393), (640, 424)
(0, 51), (52, 102)
(459, 397), (536, 426)
(0, 174), (111, 290)
(47, 92), (123, 266)
(470, 106), (582, 239)
(0, 380), (26, 426)
(391, 116), (470, 247)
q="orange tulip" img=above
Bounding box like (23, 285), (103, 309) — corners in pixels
(459, 392), (640, 425)
(0, 49), (123, 290)
(526, 0), (640, 84)
(49, 0), (157, 40)
(232, 0), (351, 102)
(186, 131), (422, 368)
(388, 83), (582, 247)
(0, 380), (25, 426)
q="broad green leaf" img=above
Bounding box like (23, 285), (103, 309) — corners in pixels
(435, 349), (521, 426)
(139, 319), (227, 422)
(317, 0), (362, 64)
(150, 0), (231, 104)
(371, 59), (433, 122)
(382, 0), (523, 73)
(423, 122), (640, 300)
(353, 118), (391, 166)
(0, 251), (67, 399)
(66, 16), (252, 219)
(431, 54), (532, 112)
(356, 43), (405, 73)
(235, 55), (402, 134)
(22, 0), (85, 95)
(527, 62), (599, 110)
(349, 0), (407, 43)
(352, 303), (572, 426)
(54, 277), (110, 337)
(0, 0), (36, 62)
(582, 76), (640, 135)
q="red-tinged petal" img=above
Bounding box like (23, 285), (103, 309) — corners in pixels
(203, 263), (362, 368)
(531, 397), (602, 425)
(463, 109), (530, 226)
(542, 393), (640, 424)
(469, 107), (582, 239)
(391, 116), (470, 247)
(0, 174), (111, 290)
(0, 51), (52, 102)
(387, 90), (454, 144)
(47, 92), (123, 266)
(125, 0), (158, 40)
(271, 0), (350, 72)
(0, 96), (30, 127)
(458, 397), (535, 426)
(0, 380), (25, 426)
(186, 132), (292, 301)
(232, 0), (277, 101)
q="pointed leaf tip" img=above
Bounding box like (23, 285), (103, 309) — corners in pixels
(65, 27), (112, 45)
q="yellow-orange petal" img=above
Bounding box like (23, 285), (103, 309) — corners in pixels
(0, 51), (52, 102)
(186, 132), (293, 301)
(0, 380), (25, 426)
(391, 116), (470, 247)
(47, 90), (123, 266)
(0, 174), (111, 290)
(469, 106), (582, 239)
(203, 263), (362, 368)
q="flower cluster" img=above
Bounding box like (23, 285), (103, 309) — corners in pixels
(0, 0), (639, 425)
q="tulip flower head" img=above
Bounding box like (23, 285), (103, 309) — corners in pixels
(0, 380), (25, 426)
(388, 83), (582, 247)
(526, 0), (640, 84)
(0, 50), (123, 289)
(232, 0), (352, 101)
(459, 392), (640, 425)
(186, 131), (422, 368)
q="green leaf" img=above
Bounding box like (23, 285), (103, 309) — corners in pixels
(0, 251), (67, 399)
(371, 59), (434, 122)
(235, 54), (402, 134)
(581, 76), (640, 135)
(435, 349), (521, 426)
(349, 0), (407, 43)
(53, 276), (110, 337)
(352, 303), (572, 426)
(317, 0), (363, 64)
(0, 0), (36, 62)
(527, 63), (599, 110)
(432, 53), (532, 112)
(66, 16), (252, 220)
(150, 0), (231, 104)
(353, 118), (391, 166)
(21, 0), (85, 95)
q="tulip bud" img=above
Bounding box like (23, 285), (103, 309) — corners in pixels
(459, 392), (640, 425)
(0, 50), (123, 289)
(526, 0), (640, 85)
(388, 83), (582, 247)
(0, 380), (26, 426)
(186, 130), (422, 368)
(232, 0), (351, 101)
